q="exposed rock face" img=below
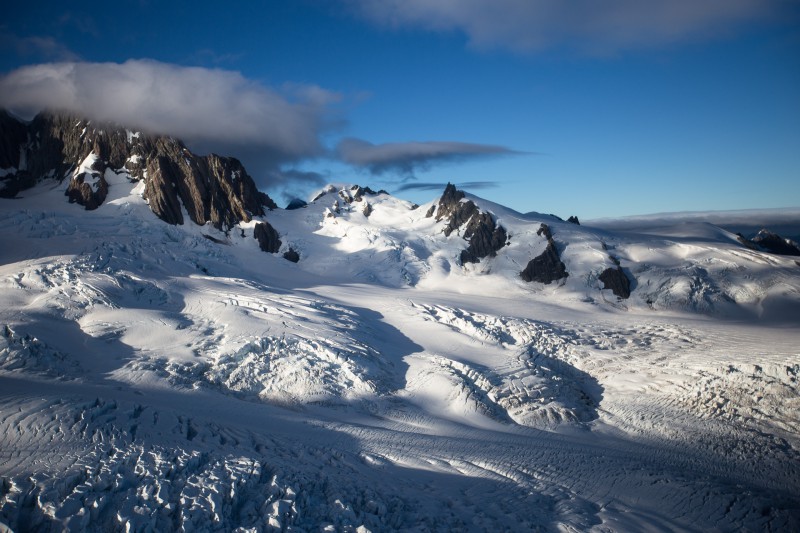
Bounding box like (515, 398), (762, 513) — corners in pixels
(312, 184), (385, 206)
(0, 111), (36, 197)
(460, 212), (508, 264)
(362, 201), (373, 217)
(0, 110), (276, 229)
(253, 222), (282, 253)
(433, 183), (508, 265)
(144, 156), (185, 224)
(338, 184), (383, 205)
(285, 199), (308, 210)
(567, 216), (580, 225)
(435, 183), (476, 236)
(752, 229), (800, 256)
(735, 233), (760, 251)
(0, 111), (27, 169)
(283, 249), (300, 263)
(598, 267), (631, 298)
(520, 224), (568, 284)
(66, 169), (108, 210)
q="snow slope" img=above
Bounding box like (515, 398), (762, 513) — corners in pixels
(1, 177), (799, 531)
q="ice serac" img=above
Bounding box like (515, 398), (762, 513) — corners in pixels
(520, 224), (568, 284)
(433, 183), (508, 265)
(598, 266), (631, 298)
(0, 110), (277, 229)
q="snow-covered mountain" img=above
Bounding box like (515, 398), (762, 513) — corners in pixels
(1, 111), (799, 531)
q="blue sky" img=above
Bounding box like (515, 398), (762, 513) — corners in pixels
(2, 1), (798, 218)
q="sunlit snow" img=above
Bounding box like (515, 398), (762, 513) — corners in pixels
(0, 178), (798, 531)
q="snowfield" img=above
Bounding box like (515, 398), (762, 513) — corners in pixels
(1, 176), (799, 531)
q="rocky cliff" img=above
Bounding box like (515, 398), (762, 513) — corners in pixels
(0, 110), (277, 229)
(598, 267), (631, 298)
(751, 229), (800, 257)
(430, 183), (508, 265)
(520, 224), (569, 284)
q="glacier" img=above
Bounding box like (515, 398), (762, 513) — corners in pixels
(0, 168), (799, 531)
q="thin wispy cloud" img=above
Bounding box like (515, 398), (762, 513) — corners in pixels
(395, 181), (500, 193)
(337, 138), (520, 177)
(0, 59), (339, 163)
(346, 0), (784, 54)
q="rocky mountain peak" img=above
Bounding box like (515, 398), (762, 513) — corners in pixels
(311, 184), (385, 205)
(752, 229), (800, 256)
(430, 183), (508, 264)
(0, 109), (277, 230)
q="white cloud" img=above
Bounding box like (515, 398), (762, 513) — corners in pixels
(337, 137), (519, 176)
(346, 0), (784, 54)
(0, 59), (339, 162)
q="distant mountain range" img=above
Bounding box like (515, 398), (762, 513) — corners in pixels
(2, 109), (799, 320)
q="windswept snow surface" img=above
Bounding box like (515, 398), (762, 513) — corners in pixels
(1, 180), (799, 531)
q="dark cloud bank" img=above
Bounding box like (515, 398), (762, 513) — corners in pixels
(337, 138), (520, 176)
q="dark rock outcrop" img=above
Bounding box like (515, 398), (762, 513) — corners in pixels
(283, 249), (300, 263)
(567, 216), (580, 225)
(66, 169), (108, 210)
(286, 199), (308, 210)
(520, 243), (568, 284)
(144, 156), (184, 225)
(598, 267), (631, 299)
(0, 110), (27, 169)
(434, 183), (508, 265)
(436, 183), (476, 236)
(253, 222), (282, 253)
(311, 184), (384, 206)
(735, 233), (760, 251)
(460, 212), (508, 264)
(338, 184), (383, 204)
(752, 229), (800, 256)
(520, 224), (568, 284)
(0, 110), (277, 228)
(0, 111), (35, 197)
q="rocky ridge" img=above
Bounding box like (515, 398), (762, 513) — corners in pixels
(0, 110), (277, 230)
(750, 229), (800, 257)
